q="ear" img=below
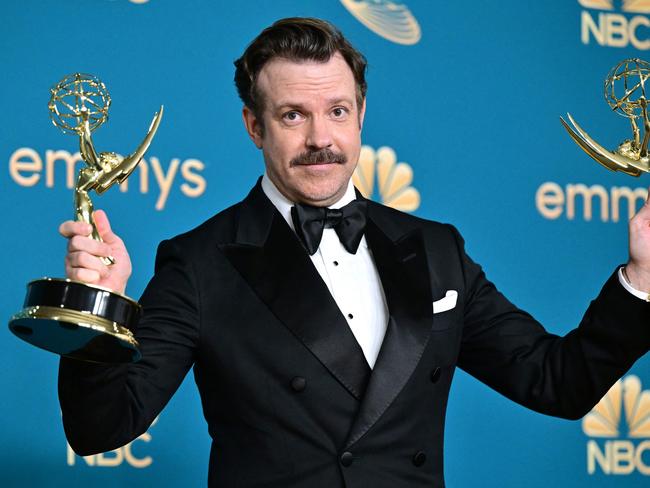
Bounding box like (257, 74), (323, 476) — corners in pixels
(242, 106), (263, 149)
(358, 98), (366, 131)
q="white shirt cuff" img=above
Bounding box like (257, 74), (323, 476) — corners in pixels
(618, 267), (650, 301)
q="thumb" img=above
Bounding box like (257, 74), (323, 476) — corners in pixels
(640, 186), (650, 214)
(93, 209), (120, 244)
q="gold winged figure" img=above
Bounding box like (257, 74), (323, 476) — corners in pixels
(48, 73), (163, 264)
(75, 106), (163, 261)
(561, 58), (650, 177)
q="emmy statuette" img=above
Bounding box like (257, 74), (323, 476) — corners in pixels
(8, 73), (163, 363)
(562, 58), (650, 177)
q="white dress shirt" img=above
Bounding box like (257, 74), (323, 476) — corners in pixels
(261, 174), (389, 368)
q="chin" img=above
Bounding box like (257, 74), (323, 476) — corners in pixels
(295, 184), (347, 205)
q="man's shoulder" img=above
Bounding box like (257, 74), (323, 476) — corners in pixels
(157, 199), (246, 260)
(366, 199), (459, 241)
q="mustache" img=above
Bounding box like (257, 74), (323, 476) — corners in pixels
(290, 149), (347, 166)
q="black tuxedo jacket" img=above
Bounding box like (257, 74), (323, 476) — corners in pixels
(59, 181), (650, 487)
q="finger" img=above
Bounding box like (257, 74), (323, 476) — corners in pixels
(65, 266), (101, 284)
(93, 210), (122, 246)
(67, 251), (110, 279)
(59, 220), (93, 238)
(68, 234), (113, 257)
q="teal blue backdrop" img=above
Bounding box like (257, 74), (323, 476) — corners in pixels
(1, 1), (649, 486)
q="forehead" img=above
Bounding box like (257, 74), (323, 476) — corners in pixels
(256, 53), (356, 107)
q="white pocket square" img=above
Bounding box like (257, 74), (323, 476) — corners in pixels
(432, 290), (458, 314)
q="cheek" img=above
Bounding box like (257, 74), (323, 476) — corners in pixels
(263, 131), (303, 167)
(336, 124), (361, 148)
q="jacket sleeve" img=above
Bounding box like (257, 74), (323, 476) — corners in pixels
(451, 226), (650, 419)
(58, 238), (200, 455)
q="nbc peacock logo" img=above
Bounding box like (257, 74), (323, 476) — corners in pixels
(339, 0), (421, 45)
(352, 145), (420, 212)
(578, 0), (650, 12)
(582, 375), (650, 475)
(579, 0), (650, 49)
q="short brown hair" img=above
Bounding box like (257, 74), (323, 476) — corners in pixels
(234, 17), (368, 119)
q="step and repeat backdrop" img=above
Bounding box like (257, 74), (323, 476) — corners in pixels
(1, 1), (650, 486)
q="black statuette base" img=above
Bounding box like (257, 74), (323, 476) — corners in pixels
(8, 278), (141, 363)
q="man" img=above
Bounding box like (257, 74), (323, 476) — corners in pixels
(59, 17), (650, 487)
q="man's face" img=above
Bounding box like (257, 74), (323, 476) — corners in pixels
(243, 53), (365, 206)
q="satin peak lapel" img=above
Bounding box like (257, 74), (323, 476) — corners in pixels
(218, 184), (371, 401)
(345, 210), (433, 448)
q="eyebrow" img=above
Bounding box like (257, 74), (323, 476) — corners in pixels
(273, 97), (355, 111)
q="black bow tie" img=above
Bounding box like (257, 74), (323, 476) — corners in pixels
(291, 200), (368, 255)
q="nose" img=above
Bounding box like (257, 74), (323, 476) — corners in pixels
(305, 116), (333, 150)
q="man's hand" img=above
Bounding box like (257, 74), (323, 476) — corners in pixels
(59, 210), (132, 295)
(626, 188), (650, 294)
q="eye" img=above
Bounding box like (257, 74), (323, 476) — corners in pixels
(331, 106), (350, 120)
(282, 110), (304, 124)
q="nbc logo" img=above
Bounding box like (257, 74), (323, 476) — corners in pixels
(353, 145), (420, 212)
(582, 375), (650, 475)
(340, 0), (421, 45)
(579, 0), (650, 49)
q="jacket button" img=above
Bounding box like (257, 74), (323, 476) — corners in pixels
(340, 451), (354, 467)
(412, 451), (426, 467)
(290, 376), (306, 392)
(430, 367), (441, 383)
